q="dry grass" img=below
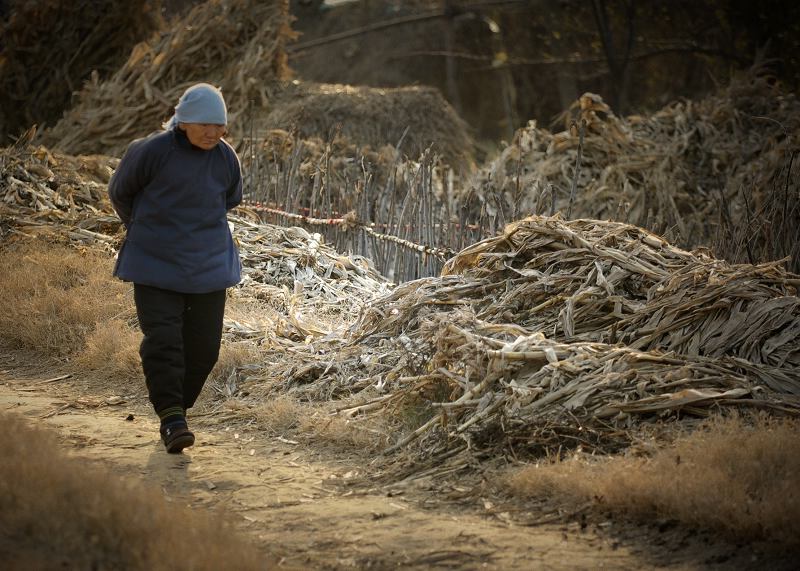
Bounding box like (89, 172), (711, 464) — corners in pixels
(299, 411), (384, 452)
(715, 151), (800, 273)
(0, 241), (272, 402)
(211, 341), (263, 384)
(243, 397), (385, 452)
(248, 396), (304, 434)
(0, 412), (270, 570)
(505, 414), (800, 547)
(78, 319), (141, 382)
(0, 241), (130, 355)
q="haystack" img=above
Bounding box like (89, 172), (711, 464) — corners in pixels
(0, 0), (162, 142)
(39, 0), (294, 156)
(262, 80), (476, 170)
(463, 71), (800, 253)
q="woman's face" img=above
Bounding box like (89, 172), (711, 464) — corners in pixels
(180, 123), (227, 150)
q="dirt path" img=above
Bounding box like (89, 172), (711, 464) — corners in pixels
(0, 349), (771, 570)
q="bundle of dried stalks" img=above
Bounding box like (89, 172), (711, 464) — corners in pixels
(464, 71), (800, 252)
(40, 0), (294, 156)
(0, 0), (162, 140)
(263, 80), (475, 170)
(440, 217), (800, 368)
(240, 127), (473, 283)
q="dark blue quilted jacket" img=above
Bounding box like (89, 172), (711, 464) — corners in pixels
(108, 127), (242, 293)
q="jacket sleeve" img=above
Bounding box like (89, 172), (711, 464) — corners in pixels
(226, 149), (243, 211)
(108, 139), (152, 227)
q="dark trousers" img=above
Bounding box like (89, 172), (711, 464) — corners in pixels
(133, 284), (226, 416)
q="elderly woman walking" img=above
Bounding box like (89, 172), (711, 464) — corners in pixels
(109, 83), (242, 453)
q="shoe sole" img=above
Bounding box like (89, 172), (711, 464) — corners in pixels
(165, 432), (195, 454)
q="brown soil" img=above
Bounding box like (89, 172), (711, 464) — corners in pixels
(0, 344), (790, 570)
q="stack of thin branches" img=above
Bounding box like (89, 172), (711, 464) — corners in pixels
(463, 71), (800, 253)
(40, 0), (295, 156)
(241, 128), (404, 206)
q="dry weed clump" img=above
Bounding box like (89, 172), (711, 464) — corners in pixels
(248, 396), (304, 435)
(505, 415), (800, 547)
(213, 341), (264, 382)
(0, 241), (130, 355)
(714, 150), (800, 273)
(0, 412), (268, 570)
(242, 398), (384, 453)
(78, 320), (141, 382)
(196, 340), (266, 409)
(298, 411), (384, 452)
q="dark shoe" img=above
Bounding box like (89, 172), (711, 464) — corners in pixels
(161, 425), (195, 454)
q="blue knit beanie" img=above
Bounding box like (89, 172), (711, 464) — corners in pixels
(163, 83), (227, 129)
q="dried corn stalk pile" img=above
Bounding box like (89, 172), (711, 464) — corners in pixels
(257, 215), (800, 459)
(40, 0), (294, 156)
(229, 212), (392, 342)
(0, 137), (120, 245)
(4, 137), (798, 465)
(465, 72), (800, 250)
(440, 217), (800, 370)
(0, 0), (162, 139)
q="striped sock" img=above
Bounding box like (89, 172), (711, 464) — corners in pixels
(158, 406), (186, 432)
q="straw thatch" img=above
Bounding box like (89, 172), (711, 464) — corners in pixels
(262, 80), (476, 170)
(39, 0), (295, 156)
(0, 0), (163, 141)
(463, 71), (800, 252)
